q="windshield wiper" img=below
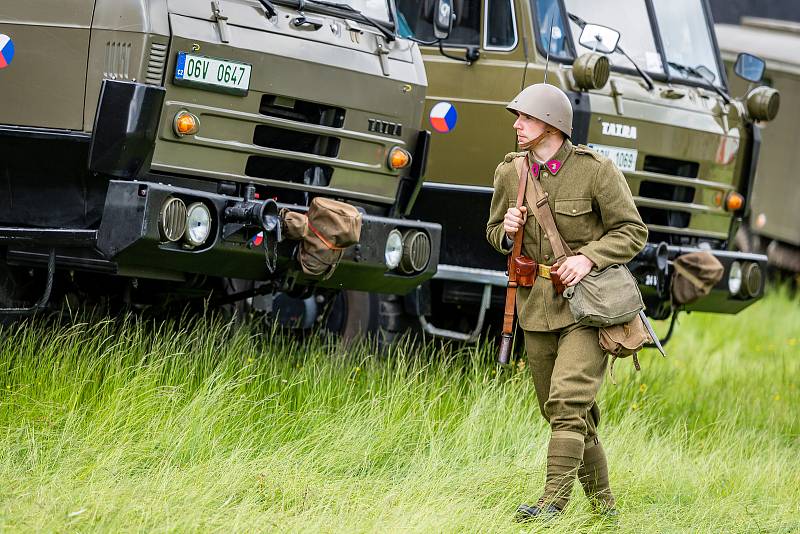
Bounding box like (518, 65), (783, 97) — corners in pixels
(305, 0), (395, 41)
(256, 0), (278, 18)
(667, 61), (730, 104)
(567, 13), (654, 91)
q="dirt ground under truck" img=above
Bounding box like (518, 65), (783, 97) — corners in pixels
(0, 0), (444, 333)
(396, 0), (777, 343)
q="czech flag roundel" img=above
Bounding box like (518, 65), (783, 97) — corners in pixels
(430, 101), (457, 133)
(0, 34), (14, 69)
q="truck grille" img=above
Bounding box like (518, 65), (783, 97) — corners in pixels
(104, 41), (132, 80)
(146, 42), (168, 86)
(252, 125), (340, 157)
(245, 157), (333, 186)
(259, 95), (345, 127)
(638, 155), (698, 232)
(245, 94), (346, 187)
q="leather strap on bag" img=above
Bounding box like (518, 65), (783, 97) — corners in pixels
(497, 156), (530, 364)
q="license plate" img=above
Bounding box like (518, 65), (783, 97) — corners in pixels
(174, 52), (251, 96)
(587, 144), (638, 172)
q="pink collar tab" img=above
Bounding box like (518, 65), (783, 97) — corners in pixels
(546, 159), (562, 174)
(530, 159), (562, 177)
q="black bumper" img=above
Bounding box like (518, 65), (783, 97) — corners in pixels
(91, 180), (440, 295)
(631, 244), (768, 316)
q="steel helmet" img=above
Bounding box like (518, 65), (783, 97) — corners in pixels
(506, 83), (573, 138)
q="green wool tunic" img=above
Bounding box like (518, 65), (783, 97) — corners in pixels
(486, 140), (648, 332)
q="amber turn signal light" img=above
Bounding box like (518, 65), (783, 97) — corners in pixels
(725, 192), (744, 211)
(388, 147), (412, 170)
(173, 111), (199, 137)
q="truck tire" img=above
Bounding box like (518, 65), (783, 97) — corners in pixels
(326, 290), (413, 345)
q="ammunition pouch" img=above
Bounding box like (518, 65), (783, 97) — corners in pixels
(599, 314), (653, 384)
(513, 255), (538, 287)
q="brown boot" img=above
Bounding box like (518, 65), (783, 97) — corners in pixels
(538, 430), (585, 510)
(578, 438), (616, 512)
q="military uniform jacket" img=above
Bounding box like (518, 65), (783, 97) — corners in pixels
(486, 140), (648, 332)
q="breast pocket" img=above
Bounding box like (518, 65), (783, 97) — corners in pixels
(554, 198), (596, 243)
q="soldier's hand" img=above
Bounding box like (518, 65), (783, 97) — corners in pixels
(553, 254), (595, 286)
(504, 206), (527, 239)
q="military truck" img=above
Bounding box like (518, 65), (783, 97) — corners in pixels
(716, 17), (800, 275)
(395, 0), (778, 341)
(0, 0), (441, 330)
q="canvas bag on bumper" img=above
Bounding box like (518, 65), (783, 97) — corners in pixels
(282, 197), (362, 279)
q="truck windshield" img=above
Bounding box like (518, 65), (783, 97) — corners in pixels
(274, 0), (392, 24)
(334, 0), (391, 23)
(562, 0), (664, 74)
(651, 0), (722, 87)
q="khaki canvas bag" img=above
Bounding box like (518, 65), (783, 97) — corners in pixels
(671, 251), (724, 305)
(282, 198), (362, 279)
(562, 264), (644, 327)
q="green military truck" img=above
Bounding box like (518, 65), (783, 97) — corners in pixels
(0, 0), (442, 328)
(716, 17), (800, 275)
(396, 0), (778, 341)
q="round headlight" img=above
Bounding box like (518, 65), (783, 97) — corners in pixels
(728, 261), (742, 295)
(159, 197), (187, 242)
(742, 262), (763, 298)
(185, 202), (212, 246)
(385, 229), (403, 270)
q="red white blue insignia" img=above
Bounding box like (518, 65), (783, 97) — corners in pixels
(0, 34), (15, 69)
(429, 101), (458, 133)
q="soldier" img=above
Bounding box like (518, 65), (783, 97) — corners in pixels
(486, 83), (647, 520)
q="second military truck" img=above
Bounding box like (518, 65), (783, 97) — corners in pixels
(396, 0), (777, 341)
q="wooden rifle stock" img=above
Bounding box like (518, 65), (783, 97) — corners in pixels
(497, 157), (529, 364)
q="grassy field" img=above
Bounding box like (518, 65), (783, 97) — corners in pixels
(0, 290), (798, 533)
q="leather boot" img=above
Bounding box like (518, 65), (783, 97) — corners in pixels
(540, 430), (585, 510)
(578, 438), (616, 512)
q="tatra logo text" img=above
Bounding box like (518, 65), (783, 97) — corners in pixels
(601, 122), (637, 140)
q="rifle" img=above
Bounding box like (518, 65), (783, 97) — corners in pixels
(497, 157), (529, 365)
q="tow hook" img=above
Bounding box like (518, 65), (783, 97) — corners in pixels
(223, 184), (283, 272)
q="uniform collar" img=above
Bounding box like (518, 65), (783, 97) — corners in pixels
(527, 139), (572, 177)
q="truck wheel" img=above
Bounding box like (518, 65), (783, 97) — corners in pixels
(0, 260), (48, 321)
(325, 290), (412, 345)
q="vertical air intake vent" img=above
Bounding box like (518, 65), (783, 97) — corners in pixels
(146, 42), (168, 86)
(104, 41), (132, 80)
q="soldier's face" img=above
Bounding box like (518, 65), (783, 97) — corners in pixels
(513, 113), (547, 145)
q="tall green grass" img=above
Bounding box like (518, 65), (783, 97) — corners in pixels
(0, 290), (798, 533)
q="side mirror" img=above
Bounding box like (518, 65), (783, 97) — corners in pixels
(578, 23), (620, 55)
(433, 0), (454, 40)
(734, 52), (766, 83)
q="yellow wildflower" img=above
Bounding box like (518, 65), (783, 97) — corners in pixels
(639, 383), (648, 394)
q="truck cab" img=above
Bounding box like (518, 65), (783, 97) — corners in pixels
(0, 0), (440, 320)
(395, 0), (776, 341)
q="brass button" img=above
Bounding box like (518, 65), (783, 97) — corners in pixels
(571, 209), (577, 214)
(543, 234), (549, 240)
(544, 254), (550, 260)
(542, 172), (549, 177)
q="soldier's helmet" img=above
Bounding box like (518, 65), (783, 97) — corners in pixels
(506, 83), (573, 138)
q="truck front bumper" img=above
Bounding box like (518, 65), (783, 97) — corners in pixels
(85, 180), (440, 295)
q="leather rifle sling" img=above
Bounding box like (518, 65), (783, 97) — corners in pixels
(501, 157), (530, 338)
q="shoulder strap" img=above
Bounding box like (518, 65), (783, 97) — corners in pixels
(517, 156), (573, 262)
(510, 157), (529, 259)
